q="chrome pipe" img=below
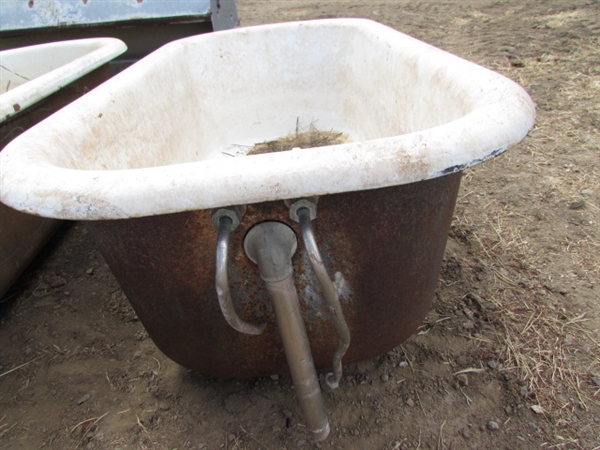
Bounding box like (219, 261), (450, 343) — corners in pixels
(266, 277), (331, 442)
(215, 215), (265, 335)
(297, 207), (350, 389)
(244, 221), (330, 442)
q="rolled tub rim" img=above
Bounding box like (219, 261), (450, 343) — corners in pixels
(0, 18), (536, 220)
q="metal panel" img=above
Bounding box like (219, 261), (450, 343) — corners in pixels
(210, 0), (238, 31)
(0, 0), (212, 31)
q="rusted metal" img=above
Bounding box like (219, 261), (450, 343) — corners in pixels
(87, 172), (462, 378)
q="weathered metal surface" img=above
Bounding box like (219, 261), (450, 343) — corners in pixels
(0, 1), (237, 62)
(0, 0), (211, 32)
(210, 0), (239, 31)
(87, 172), (462, 378)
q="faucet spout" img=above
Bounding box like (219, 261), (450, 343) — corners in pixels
(244, 221), (330, 442)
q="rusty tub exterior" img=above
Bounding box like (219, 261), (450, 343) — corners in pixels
(0, 20), (535, 382)
(0, 20), (536, 440)
(88, 173), (461, 378)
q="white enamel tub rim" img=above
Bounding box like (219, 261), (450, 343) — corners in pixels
(0, 19), (536, 220)
(0, 37), (127, 122)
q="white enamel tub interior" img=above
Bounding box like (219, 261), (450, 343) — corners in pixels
(1, 38), (127, 121)
(0, 19), (535, 220)
(0, 37), (126, 298)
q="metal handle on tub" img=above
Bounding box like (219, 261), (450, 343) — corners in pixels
(288, 198), (351, 389)
(212, 206), (266, 335)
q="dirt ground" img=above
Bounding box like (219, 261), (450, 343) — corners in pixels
(1, 1), (599, 449)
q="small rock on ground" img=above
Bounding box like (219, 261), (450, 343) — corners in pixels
(487, 421), (500, 431)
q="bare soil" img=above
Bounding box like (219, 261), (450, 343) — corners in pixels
(1, 1), (599, 449)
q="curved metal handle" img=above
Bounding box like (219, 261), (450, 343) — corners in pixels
(296, 206), (351, 389)
(215, 214), (266, 336)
